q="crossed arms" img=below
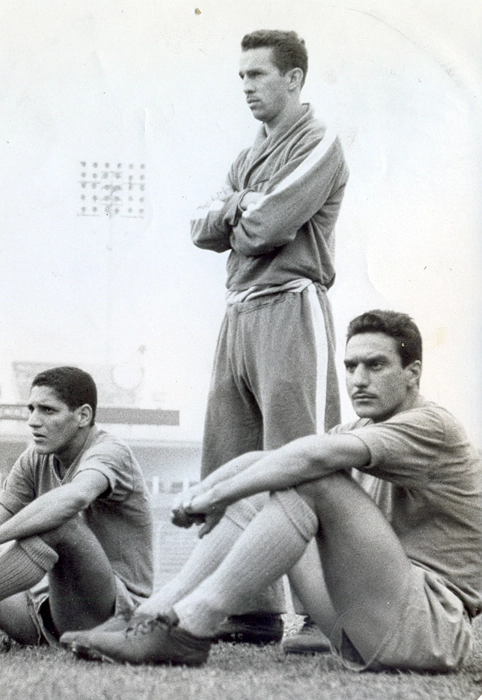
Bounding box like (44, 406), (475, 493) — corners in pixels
(190, 130), (346, 256)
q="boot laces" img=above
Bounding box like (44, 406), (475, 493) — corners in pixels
(125, 614), (171, 638)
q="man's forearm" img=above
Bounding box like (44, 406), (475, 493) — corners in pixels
(190, 185), (245, 252)
(0, 486), (86, 545)
(190, 433), (370, 513)
(173, 450), (266, 515)
(200, 451), (267, 491)
(229, 130), (346, 257)
(206, 437), (325, 505)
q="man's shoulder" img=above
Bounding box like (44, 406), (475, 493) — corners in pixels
(73, 427), (146, 496)
(329, 417), (372, 435)
(291, 104), (338, 141)
(343, 400), (472, 454)
(282, 107), (327, 148)
(331, 401), (457, 437)
(81, 427), (137, 466)
(14, 446), (49, 470)
(3, 447), (53, 497)
(413, 400), (475, 448)
(287, 108), (346, 168)
(386, 400), (465, 436)
(299, 105), (326, 134)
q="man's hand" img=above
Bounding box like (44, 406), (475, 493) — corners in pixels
(170, 483), (224, 537)
(170, 505), (204, 530)
(170, 483), (204, 529)
(170, 505), (224, 538)
(239, 191), (263, 212)
(169, 450), (268, 537)
(170, 484), (228, 538)
(186, 488), (229, 538)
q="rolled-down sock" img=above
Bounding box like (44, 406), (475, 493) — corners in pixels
(139, 499), (257, 616)
(174, 489), (318, 638)
(0, 536), (58, 601)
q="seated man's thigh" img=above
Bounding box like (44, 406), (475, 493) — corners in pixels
(46, 517), (117, 634)
(333, 563), (472, 672)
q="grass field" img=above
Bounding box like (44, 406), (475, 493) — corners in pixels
(1, 615), (482, 700)
(1, 494), (482, 699)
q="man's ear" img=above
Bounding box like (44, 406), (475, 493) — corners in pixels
(287, 67), (303, 91)
(405, 360), (422, 387)
(76, 404), (93, 427)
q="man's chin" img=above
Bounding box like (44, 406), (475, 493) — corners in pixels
(248, 106), (266, 121)
(353, 405), (380, 420)
(32, 442), (53, 454)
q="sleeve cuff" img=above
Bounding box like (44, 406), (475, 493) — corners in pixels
(0, 491), (29, 516)
(226, 189), (250, 226)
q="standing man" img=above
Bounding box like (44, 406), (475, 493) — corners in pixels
(191, 30), (349, 644)
(0, 366), (153, 646)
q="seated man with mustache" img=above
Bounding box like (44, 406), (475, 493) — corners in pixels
(62, 311), (482, 672)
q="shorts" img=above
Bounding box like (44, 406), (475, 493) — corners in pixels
(26, 575), (146, 646)
(331, 563), (473, 672)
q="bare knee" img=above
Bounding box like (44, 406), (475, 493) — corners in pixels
(296, 471), (361, 526)
(297, 471), (352, 503)
(40, 515), (86, 550)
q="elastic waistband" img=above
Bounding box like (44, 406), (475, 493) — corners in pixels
(226, 279), (326, 305)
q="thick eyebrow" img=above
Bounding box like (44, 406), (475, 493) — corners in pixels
(344, 354), (388, 366)
(27, 402), (58, 412)
(343, 359), (356, 367)
(239, 68), (264, 78)
(365, 354), (388, 363)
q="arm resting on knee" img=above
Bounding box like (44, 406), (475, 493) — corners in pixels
(0, 470), (109, 545)
(188, 434), (370, 514)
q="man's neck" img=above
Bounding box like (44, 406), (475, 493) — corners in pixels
(264, 101), (307, 137)
(372, 391), (424, 424)
(400, 390), (424, 415)
(55, 427), (92, 476)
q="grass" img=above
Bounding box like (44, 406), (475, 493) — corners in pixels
(1, 615), (482, 699)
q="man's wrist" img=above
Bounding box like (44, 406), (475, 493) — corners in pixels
(238, 188), (254, 212)
(202, 482), (232, 510)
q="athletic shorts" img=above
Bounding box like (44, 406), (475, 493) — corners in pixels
(26, 575), (146, 646)
(331, 563), (473, 672)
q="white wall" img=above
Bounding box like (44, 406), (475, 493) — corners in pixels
(0, 0), (481, 443)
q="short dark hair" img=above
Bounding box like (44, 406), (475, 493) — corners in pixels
(32, 366), (97, 425)
(241, 30), (308, 87)
(346, 310), (422, 367)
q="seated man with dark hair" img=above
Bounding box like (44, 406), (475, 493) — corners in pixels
(62, 313), (482, 671)
(0, 366), (153, 646)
